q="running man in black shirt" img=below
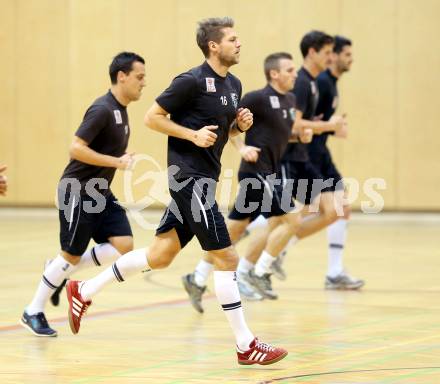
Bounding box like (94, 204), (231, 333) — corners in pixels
(280, 31), (344, 236)
(312, 36), (364, 289)
(243, 32), (348, 286)
(268, 33), (362, 289)
(182, 52), (305, 306)
(66, 18), (287, 366)
(21, 52), (145, 337)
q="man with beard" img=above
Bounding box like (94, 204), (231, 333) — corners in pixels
(182, 52), (307, 305)
(66, 17), (288, 366)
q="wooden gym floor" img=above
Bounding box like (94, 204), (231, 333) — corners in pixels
(0, 209), (439, 383)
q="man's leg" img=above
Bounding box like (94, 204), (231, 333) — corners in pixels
(208, 245), (288, 365)
(248, 212), (301, 299)
(67, 229), (181, 333)
(295, 192), (338, 239)
(21, 250), (81, 337)
(184, 218), (259, 312)
(325, 193), (364, 290)
(194, 219), (250, 286)
(49, 237), (133, 306)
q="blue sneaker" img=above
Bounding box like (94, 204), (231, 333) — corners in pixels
(20, 311), (57, 337)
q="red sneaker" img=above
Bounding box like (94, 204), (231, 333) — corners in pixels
(237, 338), (288, 365)
(66, 280), (92, 334)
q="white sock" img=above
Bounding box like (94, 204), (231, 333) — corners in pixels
(246, 215), (268, 232)
(214, 271), (254, 351)
(254, 250), (277, 277)
(237, 257), (254, 275)
(327, 219), (347, 277)
(193, 259), (214, 287)
(76, 243), (121, 270)
(80, 248), (149, 301)
(26, 255), (77, 315)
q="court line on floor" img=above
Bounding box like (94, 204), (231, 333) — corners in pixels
(257, 366), (440, 383)
(254, 332), (440, 383)
(70, 312), (431, 384)
(165, 333), (440, 384)
(0, 294), (216, 334)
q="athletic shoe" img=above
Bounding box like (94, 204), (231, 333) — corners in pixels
(325, 272), (365, 290)
(20, 311), (57, 337)
(66, 280), (92, 334)
(237, 337), (288, 365)
(246, 269), (278, 300)
(237, 273), (264, 301)
(271, 254), (287, 281)
(182, 273), (206, 314)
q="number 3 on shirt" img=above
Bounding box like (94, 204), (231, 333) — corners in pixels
(220, 96), (228, 106)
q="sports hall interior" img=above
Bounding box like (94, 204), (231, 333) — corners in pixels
(1, 0), (439, 383)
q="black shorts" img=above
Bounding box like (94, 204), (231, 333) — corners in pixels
(58, 188), (132, 256)
(309, 148), (344, 193)
(228, 172), (294, 222)
(279, 160), (324, 205)
(156, 178), (231, 251)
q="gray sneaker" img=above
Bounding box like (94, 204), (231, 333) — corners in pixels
(182, 273), (206, 313)
(246, 269), (278, 300)
(325, 272), (365, 290)
(237, 272), (264, 301)
(271, 254), (287, 281)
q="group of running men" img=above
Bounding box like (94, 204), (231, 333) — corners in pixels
(20, 17), (363, 366)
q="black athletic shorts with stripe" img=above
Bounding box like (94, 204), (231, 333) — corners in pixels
(58, 188), (132, 256)
(279, 160), (324, 206)
(228, 172), (294, 222)
(156, 177), (231, 251)
(309, 147), (344, 193)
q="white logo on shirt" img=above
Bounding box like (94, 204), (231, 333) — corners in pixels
(269, 96), (280, 109)
(230, 93), (238, 109)
(289, 108), (296, 121)
(206, 77), (216, 92)
(114, 110), (122, 124)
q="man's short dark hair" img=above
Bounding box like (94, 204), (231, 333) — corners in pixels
(264, 52), (293, 81)
(109, 52), (145, 84)
(196, 17), (234, 58)
(300, 31), (334, 58)
(333, 35), (352, 54)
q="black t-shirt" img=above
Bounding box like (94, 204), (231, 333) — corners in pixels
(282, 67), (319, 162)
(309, 69), (339, 155)
(239, 85), (296, 174)
(156, 61), (242, 181)
(60, 91), (130, 195)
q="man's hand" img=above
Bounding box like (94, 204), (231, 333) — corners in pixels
(236, 108), (253, 132)
(299, 128), (313, 143)
(192, 125), (218, 147)
(116, 153), (135, 170)
(239, 146), (261, 163)
(0, 164), (7, 196)
(334, 122), (348, 138)
(330, 114), (346, 133)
